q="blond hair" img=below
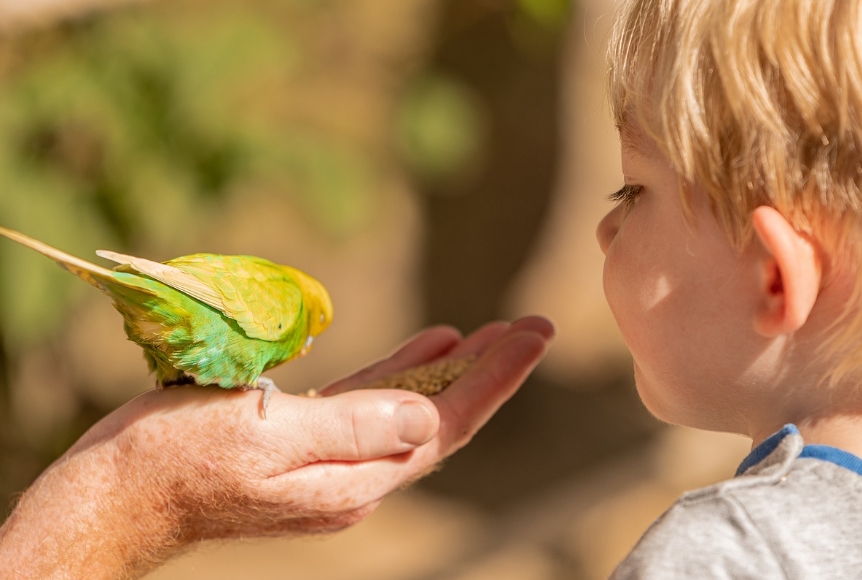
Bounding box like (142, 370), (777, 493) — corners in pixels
(607, 0), (862, 382)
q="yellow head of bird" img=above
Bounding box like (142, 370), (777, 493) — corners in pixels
(283, 266), (333, 339)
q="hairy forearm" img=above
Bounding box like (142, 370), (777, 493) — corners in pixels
(0, 434), (179, 580)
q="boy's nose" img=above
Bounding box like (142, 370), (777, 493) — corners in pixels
(596, 205), (621, 255)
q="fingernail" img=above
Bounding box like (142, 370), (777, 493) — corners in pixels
(396, 402), (436, 445)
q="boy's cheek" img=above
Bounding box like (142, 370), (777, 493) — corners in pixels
(601, 253), (630, 329)
(603, 249), (666, 321)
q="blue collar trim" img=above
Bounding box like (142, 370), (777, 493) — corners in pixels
(736, 424), (862, 477)
(799, 445), (862, 477)
(736, 424), (799, 476)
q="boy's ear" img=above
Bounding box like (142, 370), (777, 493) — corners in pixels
(751, 206), (821, 337)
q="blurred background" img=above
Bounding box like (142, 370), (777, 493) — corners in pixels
(0, 0), (750, 578)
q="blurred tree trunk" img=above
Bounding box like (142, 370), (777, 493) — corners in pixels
(0, 313), (8, 417)
(413, 5), (663, 521)
(418, 0), (567, 332)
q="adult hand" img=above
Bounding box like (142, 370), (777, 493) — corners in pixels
(0, 316), (553, 580)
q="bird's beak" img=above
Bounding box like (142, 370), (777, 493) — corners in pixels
(301, 335), (314, 355)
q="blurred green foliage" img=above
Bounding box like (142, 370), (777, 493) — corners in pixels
(517, 0), (571, 29)
(0, 0), (378, 353)
(396, 73), (486, 185)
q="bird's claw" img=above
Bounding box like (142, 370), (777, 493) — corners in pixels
(256, 376), (282, 419)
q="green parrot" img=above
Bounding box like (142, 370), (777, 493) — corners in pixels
(0, 226), (333, 418)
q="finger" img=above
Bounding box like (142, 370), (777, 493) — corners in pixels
(267, 389), (441, 466)
(322, 325), (462, 396)
(270, 328), (551, 510)
(266, 456), (401, 512)
(441, 316), (553, 359)
(433, 329), (550, 453)
(509, 315), (556, 340)
(443, 320), (510, 358)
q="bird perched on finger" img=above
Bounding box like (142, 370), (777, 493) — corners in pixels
(0, 226), (333, 418)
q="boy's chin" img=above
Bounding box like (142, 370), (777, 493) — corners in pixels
(632, 365), (735, 432)
(632, 376), (679, 426)
(630, 365), (675, 423)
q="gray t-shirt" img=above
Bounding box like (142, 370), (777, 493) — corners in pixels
(610, 425), (862, 579)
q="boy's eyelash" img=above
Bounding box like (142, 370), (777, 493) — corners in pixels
(608, 184), (643, 206)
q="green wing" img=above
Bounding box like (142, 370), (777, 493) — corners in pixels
(96, 250), (304, 342)
(166, 254), (304, 342)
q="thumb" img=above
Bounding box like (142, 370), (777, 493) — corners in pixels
(276, 390), (441, 462)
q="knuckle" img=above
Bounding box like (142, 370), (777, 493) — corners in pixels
(346, 405), (365, 458)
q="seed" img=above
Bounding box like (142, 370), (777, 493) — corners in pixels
(361, 354), (477, 396)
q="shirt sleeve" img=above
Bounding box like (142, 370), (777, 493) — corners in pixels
(609, 493), (786, 580)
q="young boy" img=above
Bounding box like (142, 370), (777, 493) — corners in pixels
(599, 0), (862, 576)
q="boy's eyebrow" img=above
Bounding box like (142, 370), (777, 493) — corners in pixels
(621, 136), (645, 160)
(617, 119), (653, 162)
(620, 131), (647, 163)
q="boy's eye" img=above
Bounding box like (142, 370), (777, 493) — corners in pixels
(608, 184), (642, 206)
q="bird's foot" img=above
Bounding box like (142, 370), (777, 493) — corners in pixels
(255, 377), (282, 419)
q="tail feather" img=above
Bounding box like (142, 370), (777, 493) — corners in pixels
(0, 225), (119, 291)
